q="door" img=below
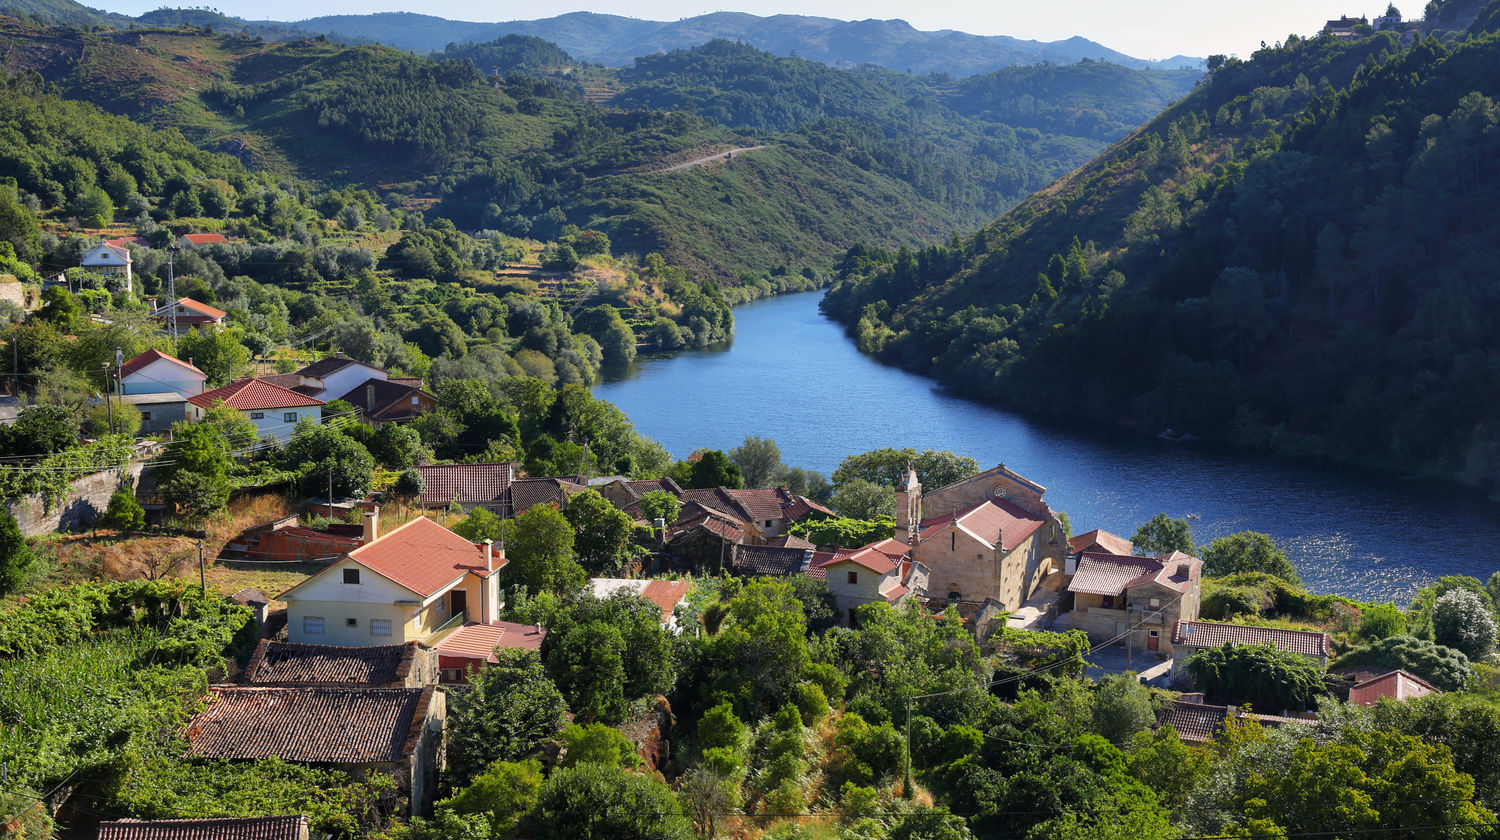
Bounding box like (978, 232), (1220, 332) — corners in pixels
(1147, 630), (1160, 651)
(450, 590), (468, 621)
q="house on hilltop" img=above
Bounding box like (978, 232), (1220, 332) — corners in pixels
(1061, 550), (1202, 656)
(79, 242), (132, 292)
(817, 538), (928, 625)
(279, 512), (506, 647)
(150, 297), (226, 334)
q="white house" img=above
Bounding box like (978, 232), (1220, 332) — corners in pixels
(291, 356), (390, 402)
(186, 377), (324, 442)
(590, 578), (692, 633)
(150, 297), (227, 335)
(79, 243), (132, 293)
(280, 512), (505, 647)
(118, 349), (207, 434)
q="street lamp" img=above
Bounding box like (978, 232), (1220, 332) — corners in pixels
(102, 362), (113, 434)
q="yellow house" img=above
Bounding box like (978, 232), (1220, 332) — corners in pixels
(280, 513), (505, 647)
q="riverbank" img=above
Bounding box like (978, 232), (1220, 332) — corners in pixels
(593, 291), (1500, 603)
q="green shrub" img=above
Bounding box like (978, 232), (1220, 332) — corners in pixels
(102, 488), (146, 531)
(1331, 635), (1471, 692)
(792, 681), (828, 725)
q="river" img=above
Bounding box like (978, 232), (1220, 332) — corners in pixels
(593, 291), (1500, 603)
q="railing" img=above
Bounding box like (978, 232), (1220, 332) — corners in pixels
(433, 609), (468, 636)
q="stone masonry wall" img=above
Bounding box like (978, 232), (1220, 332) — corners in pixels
(7, 463), (146, 537)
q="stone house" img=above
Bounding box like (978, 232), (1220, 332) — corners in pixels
(417, 462), (515, 513)
(899, 464), (1070, 611)
(1063, 551), (1202, 656)
(1348, 669), (1438, 705)
(183, 684), (445, 816)
(279, 513), (506, 647)
(1170, 620), (1333, 674)
(818, 538), (928, 626)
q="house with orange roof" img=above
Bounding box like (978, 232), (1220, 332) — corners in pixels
(177, 232), (230, 247)
(1067, 528), (1135, 558)
(79, 241), (133, 292)
(590, 578), (693, 633)
(117, 349), (207, 433)
(1061, 551), (1202, 656)
(1348, 669), (1439, 705)
(150, 297), (227, 335)
(818, 538), (929, 625)
(435, 620), (546, 684)
(897, 464), (1070, 612)
(279, 511), (506, 647)
(187, 377), (325, 442)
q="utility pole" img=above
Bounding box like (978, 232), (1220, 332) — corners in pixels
(903, 696), (913, 798)
(198, 539), (206, 595)
(166, 244), (180, 337)
(103, 362), (112, 434)
(327, 462), (334, 509)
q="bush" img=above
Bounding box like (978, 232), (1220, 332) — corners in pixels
(1185, 643), (1328, 713)
(1431, 589), (1497, 661)
(559, 723), (639, 768)
(102, 488), (146, 531)
(1357, 602), (1406, 642)
(792, 682), (828, 726)
(1330, 635), (1471, 692)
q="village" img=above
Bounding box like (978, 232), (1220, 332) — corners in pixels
(1, 329), (1462, 836)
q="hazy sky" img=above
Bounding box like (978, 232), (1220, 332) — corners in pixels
(93, 0), (1387, 60)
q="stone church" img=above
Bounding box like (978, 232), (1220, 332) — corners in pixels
(897, 464), (1069, 611)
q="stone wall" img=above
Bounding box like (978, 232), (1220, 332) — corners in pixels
(6, 463), (146, 537)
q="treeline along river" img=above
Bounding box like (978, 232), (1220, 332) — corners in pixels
(593, 291), (1500, 603)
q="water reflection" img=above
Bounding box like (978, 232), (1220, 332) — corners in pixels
(593, 292), (1500, 603)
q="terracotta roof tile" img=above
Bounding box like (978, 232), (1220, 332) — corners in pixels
(510, 478), (585, 514)
(342, 516), (497, 598)
(185, 686), (432, 763)
(1171, 620), (1331, 658)
(336, 378), (432, 422)
(767, 534), (816, 550)
(732, 545), (813, 576)
(919, 498), (1045, 551)
(418, 463), (514, 508)
(436, 621), (546, 662)
(726, 488), (789, 521)
(1069, 553), (1167, 596)
(119, 348), (206, 380)
(680, 488), (752, 521)
(243, 640), (417, 686)
(1068, 529), (1134, 557)
(157, 297), (228, 320)
(188, 378), (325, 411)
(781, 496), (835, 523)
(180, 233), (229, 245)
(1158, 701), (1228, 743)
(98, 816), (308, 840)
(641, 580), (691, 623)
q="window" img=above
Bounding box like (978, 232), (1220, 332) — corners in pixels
(346, 617), (358, 628)
(343, 568), (360, 584)
(441, 668), (464, 683)
(411, 396), (419, 404)
(765, 520), (773, 528)
(846, 571), (858, 585)
(303, 616), (324, 634)
(1148, 597), (1162, 611)
(250, 411), (265, 420)
(141, 411), (152, 421)
(283, 412), (298, 423)
(371, 619), (391, 636)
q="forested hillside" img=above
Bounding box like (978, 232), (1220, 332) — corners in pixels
(0, 19), (1199, 282)
(824, 19), (1500, 495)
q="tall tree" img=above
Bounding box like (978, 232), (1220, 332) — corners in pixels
(445, 649), (568, 786)
(501, 504), (586, 594)
(728, 435), (782, 489)
(1201, 532), (1299, 582)
(0, 507), (35, 596)
(1131, 513), (1195, 556)
(562, 489), (636, 576)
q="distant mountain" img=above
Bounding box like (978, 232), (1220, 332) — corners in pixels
(0, 0), (125, 27)
(290, 11), (1203, 76)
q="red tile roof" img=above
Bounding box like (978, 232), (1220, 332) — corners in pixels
(418, 462), (514, 508)
(919, 498), (1045, 551)
(188, 378), (325, 411)
(1172, 620), (1331, 658)
(342, 516), (498, 598)
(1158, 700), (1308, 744)
(824, 542), (902, 575)
(1069, 553), (1164, 596)
(767, 534), (816, 550)
(727, 488), (789, 521)
(185, 686), (433, 763)
(510, 477), (585, 514)
(680, 488), (753, 521)
(180, 233), (230, 245)
(1068, 528), (1134, 557)
(641, 580), (692, 623)
(98, 816), (308, 840)
(436, 620), (546, 662)
(243, 640), (419, 686)
(157, 297), (228, 320)
(119, 348), (206, 379)
(732, 545), (813, 576)
(88, 242), (131, 261)
(781, 495), (835, 523)
(1349, 670), (1439, 705)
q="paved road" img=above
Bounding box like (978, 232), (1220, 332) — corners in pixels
(658, 145), (770, 173)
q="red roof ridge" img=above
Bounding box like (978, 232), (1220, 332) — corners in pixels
(120, 348), (206, 379)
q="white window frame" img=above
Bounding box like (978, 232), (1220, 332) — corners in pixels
(303, 616), (325, 634)
(370, 618), (392, 637)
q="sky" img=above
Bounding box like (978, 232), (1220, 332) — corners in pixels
(91, 0), (1388, 60)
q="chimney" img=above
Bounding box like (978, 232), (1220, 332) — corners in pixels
(362, 506), (380, 544)
(1178, 563), (1191, 578)
(483, 538), (494, 572)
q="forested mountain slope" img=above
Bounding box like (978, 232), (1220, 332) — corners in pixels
(293, 10), (1202, 75)
(824, 22), (1500, 495)
(0, 20), (1198, 283)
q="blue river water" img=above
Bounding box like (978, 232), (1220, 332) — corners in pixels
(592, 291), (1500, 603)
